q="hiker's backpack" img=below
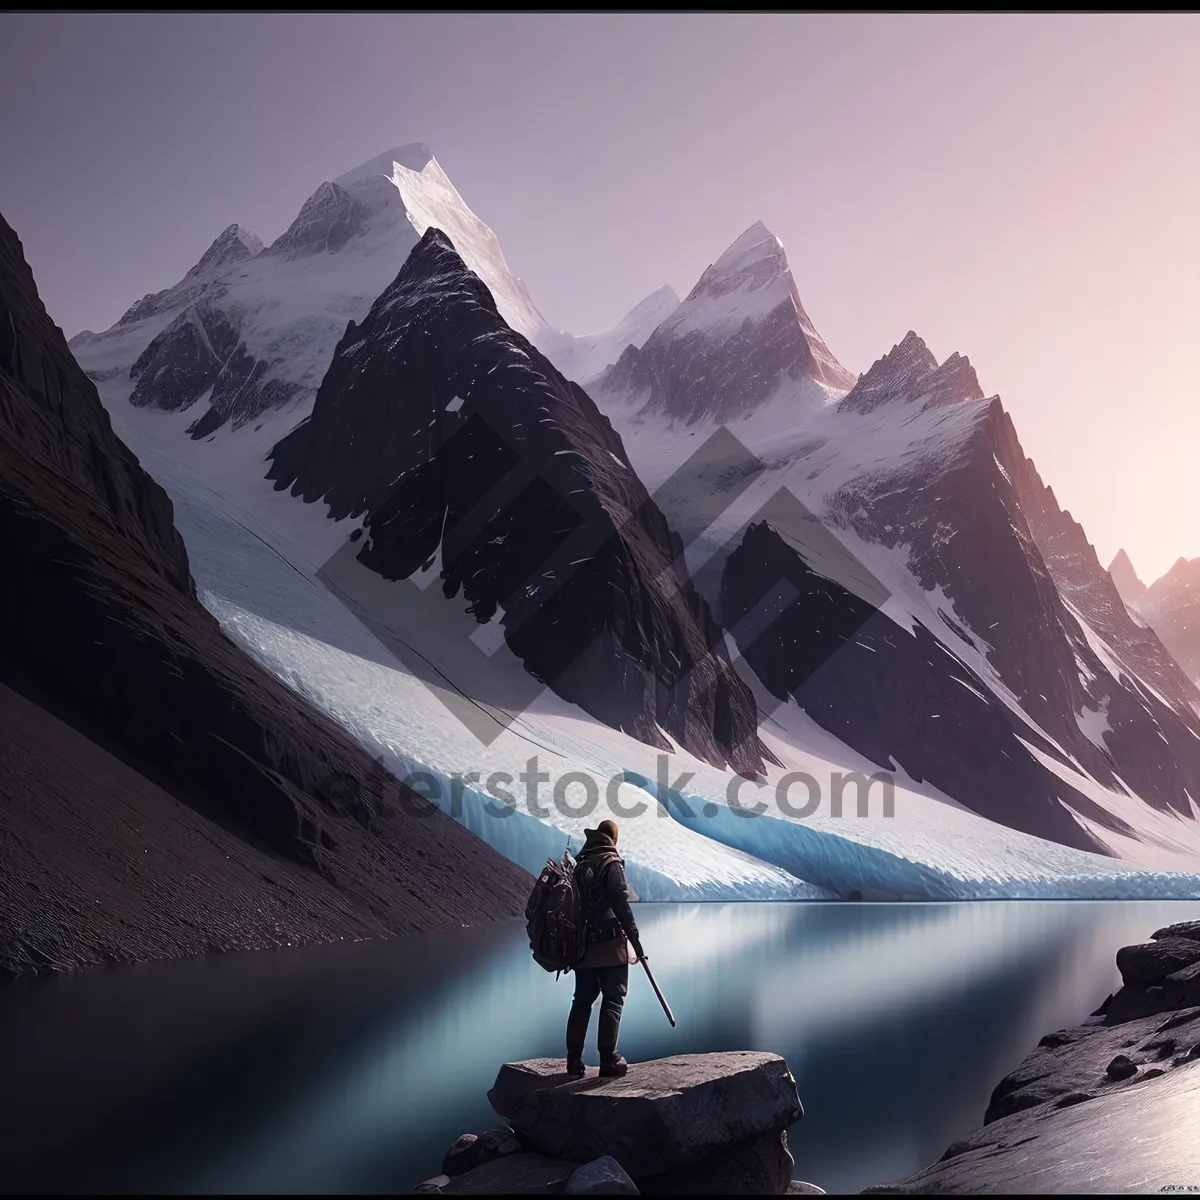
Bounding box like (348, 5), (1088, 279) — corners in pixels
(526, 847), (587, 974)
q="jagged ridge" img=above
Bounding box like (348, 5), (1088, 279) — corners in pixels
(267, 227), (771, 775)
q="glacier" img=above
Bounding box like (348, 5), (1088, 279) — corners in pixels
(100, 387), (1200, 902)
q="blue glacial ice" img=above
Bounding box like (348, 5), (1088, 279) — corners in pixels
(134, 443), (1200, 903)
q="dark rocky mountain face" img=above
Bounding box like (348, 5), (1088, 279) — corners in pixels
(596, 221), (854, 425)
(128, 297), (298, 438)
(1008, 444), (1200, 712)
(0, 219), (191, 586)
(804, 334), (1200, 837)
(0, 211), (529, 975)
(268, 227), (770, 776)
(99, 216), (296, 438)
(721, 521), (1121, 855)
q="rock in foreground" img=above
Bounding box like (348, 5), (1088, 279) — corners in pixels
(420, 1051), (806, 1194)
(488, 1052), (802, 1181)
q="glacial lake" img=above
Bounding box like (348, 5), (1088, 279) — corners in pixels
(3, 899), (1199, 1194)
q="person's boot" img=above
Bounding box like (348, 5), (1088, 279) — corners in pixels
(599, 1053), (628, 1078)
(566, 1056), (586, 1077)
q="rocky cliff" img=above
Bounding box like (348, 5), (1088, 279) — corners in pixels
(0, 210), (530, 976)
(867, 922), (1200, 1194)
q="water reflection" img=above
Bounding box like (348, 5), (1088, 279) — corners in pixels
(2, 900), (1197, 1194)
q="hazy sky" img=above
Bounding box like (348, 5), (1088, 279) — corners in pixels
(1, 13), (1196, 580)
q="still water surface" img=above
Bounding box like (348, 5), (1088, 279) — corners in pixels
(3, 900), (1199, 1194)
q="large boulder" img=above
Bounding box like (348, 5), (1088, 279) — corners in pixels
(487, 1052), (803, 1182)
(564, 1156), (640, 1195)
(441, 1152), (577, 1195)
(1152, 920), (1200, 943)
(643, 1128), (793, 1195)
(1104, 936), (1200, 1024)
(1115, 937), (1200, 984)
(442, 1127), (521, 1177)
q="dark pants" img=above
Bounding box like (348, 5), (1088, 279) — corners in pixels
(566, 964), (628, 1063)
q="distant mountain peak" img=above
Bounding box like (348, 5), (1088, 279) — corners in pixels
(77, 140), (551, 433)
(707, 220), (782, 274)
(266, 180), (366, 259)
(345, 144), (550, 342)
(620, 283), (680, 325)
(593, 221), (853, 422)
(332, 142), (436, 189)
(840, 333), (983, 415)
(1109, 547), (1145, 588)
(115, 222), (263, 327)
(187, 223), (263, 277)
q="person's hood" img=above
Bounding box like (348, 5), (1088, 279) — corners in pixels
(578, 828), (619, 860)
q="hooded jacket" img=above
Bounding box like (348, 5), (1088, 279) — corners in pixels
(574, 827), (640, 970)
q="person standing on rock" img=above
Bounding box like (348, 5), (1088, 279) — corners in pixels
(566, 819), (645, 1079)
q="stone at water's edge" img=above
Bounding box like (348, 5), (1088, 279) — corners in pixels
(486, 1052), (803, 1182)
(441, 1153), (576, 1195)
(414, 1175), (451, 1194)
(646, 1128), (794, 1195)
(1152, 920), (1200, 944)
(1116, 937), (1200, 983)
(1105, 936), (1200, 1024)
(564, 1156), (640, 1195)
(442, 1127), (521, 1177)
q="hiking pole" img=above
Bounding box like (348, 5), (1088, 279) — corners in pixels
(639, 956), (676, 1027)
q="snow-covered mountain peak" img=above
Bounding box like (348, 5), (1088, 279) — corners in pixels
(615, 283), (680, 330)
(331, 142), (435, 189)
(72, 141), (551, 431)
(266, 181), (366, 259)
(113, 222), (264, 328)
(589, 220), (854, 424)
(708, 219), (783, 273)
(385, 152), (549, 341)
(188, 223), (263, 276)
(681, 220), (791, 315)
(840, 333), (984, 415)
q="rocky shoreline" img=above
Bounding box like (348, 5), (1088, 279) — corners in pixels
(868, 918), (1200, 1193)
(416, 923), (1200, 1195)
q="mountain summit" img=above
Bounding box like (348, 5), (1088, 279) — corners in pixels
(70, 142), (550, 437)
(595, 221), (854, 426)
(1140, 556), (1200, 684)
(1109, 548), (1147, 606)
(267, 227), (771, 775)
